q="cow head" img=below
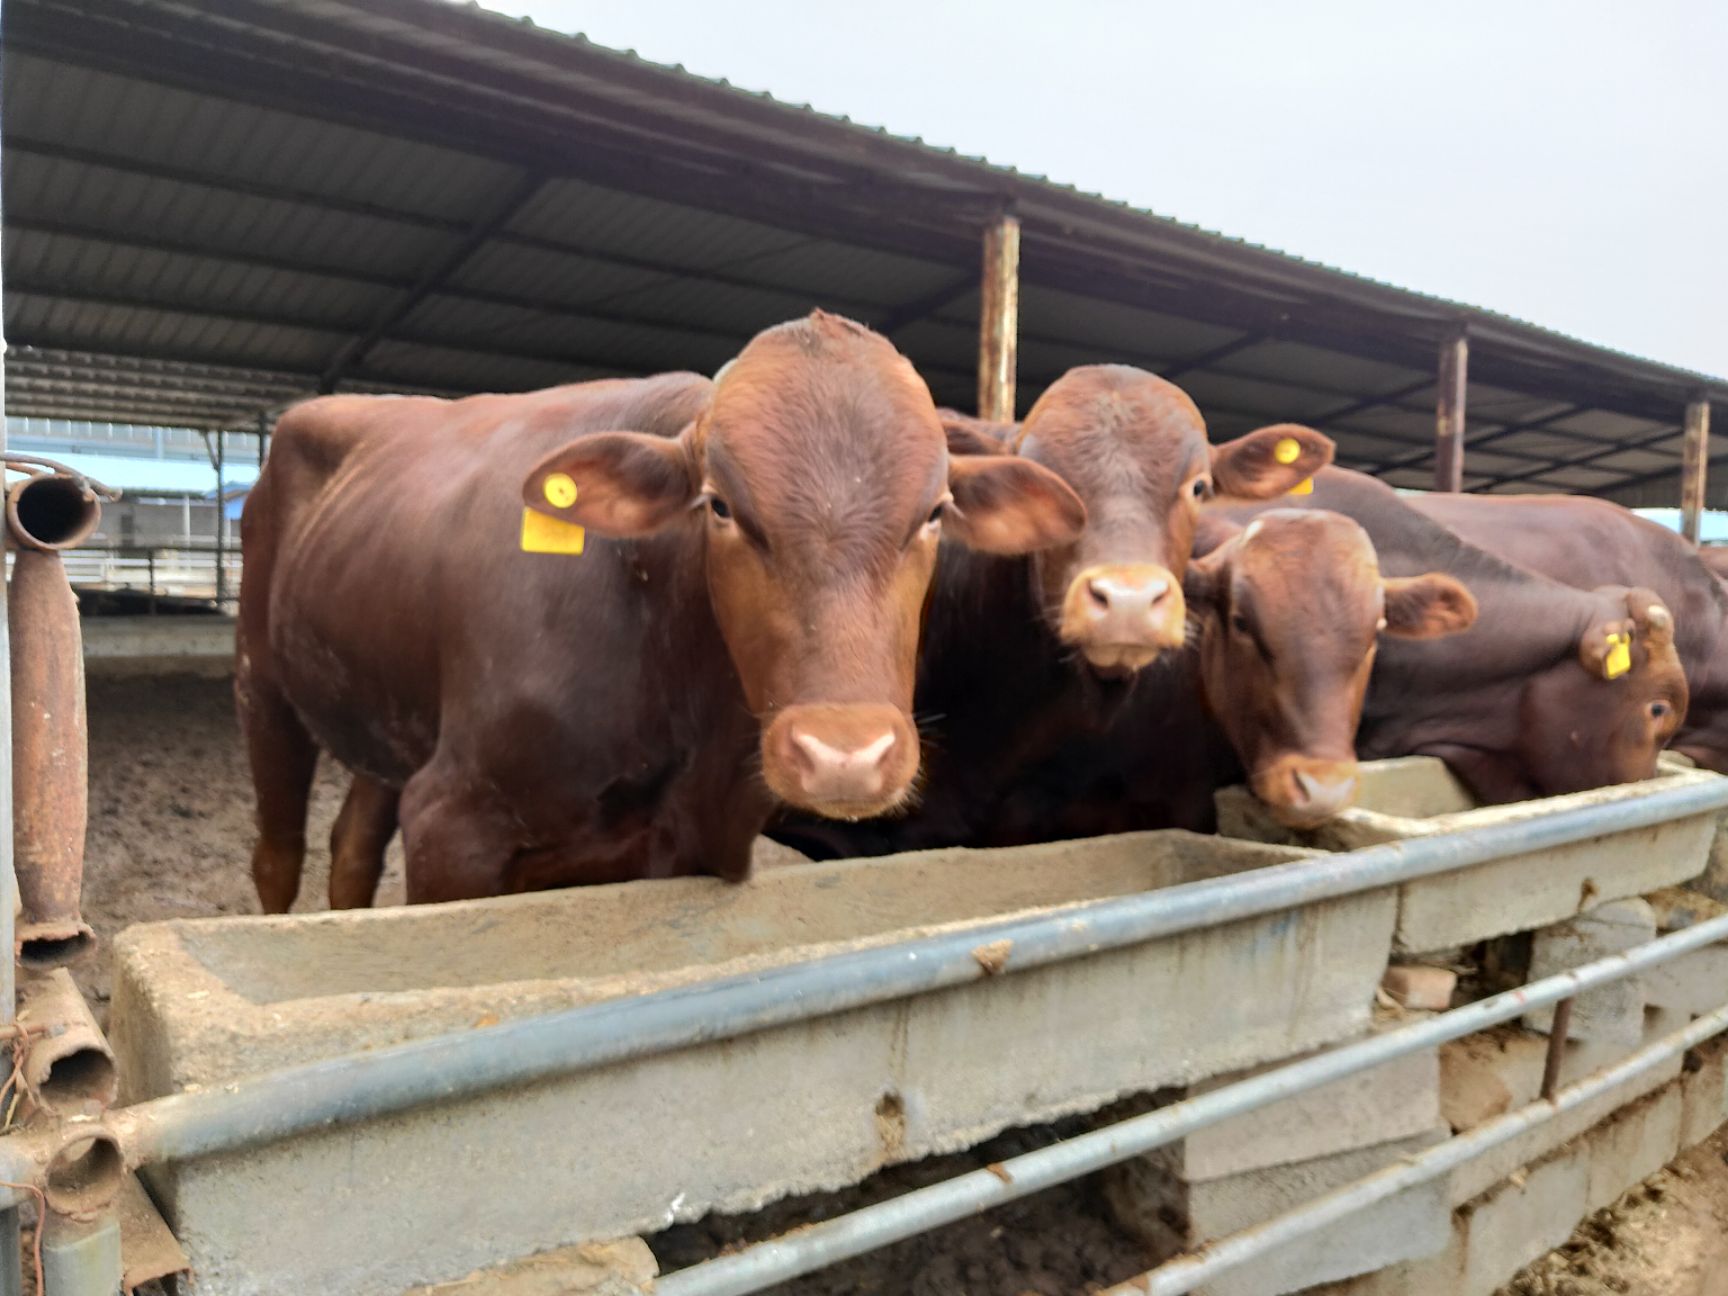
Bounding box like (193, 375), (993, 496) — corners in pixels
(523, 311), (1085, 820)
(1187, 510), (1476, 827)
(1004, 367), (1332, 677)
(1516, 588), (1688, 794)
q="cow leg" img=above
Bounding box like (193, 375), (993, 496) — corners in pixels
(236, 672), (318, 914)
(398, 765), (519, 904)
(328, 775), (401, 909)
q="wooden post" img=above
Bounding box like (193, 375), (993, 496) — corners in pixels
(1682, 398), (1711, 545)
(1434, 329), (1469, 492)
(976, 212), (1020, 422)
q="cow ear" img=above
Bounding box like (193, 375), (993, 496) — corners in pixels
(944, 454), (1086, 555)
(1380, 573), (1477, 639)
(939, 411), (1010, 457)
(1210, 424), (1334, 499)
(1579, 614), (1638, 681)
(523, 430), (697, 537)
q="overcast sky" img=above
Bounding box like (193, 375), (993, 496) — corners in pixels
(503, 1), (1725, 379)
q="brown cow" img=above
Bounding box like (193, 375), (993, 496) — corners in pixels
(950, 509), (1476, 845)
(1219, 469), (1687, 802)
(238, 312), (1084, 908)
(1411, 492), (1728, 771)
(769, 368), (1335, 857)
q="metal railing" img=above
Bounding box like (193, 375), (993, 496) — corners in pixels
(5, 542), (240, 611)
(0, 774), (1722, 1296)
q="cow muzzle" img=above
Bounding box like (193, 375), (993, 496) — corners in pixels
(1252, 755), (1360, 829)
(762, 704), (919, 820)
(1059, 563), (1186, 674)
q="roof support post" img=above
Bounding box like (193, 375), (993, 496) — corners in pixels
(1434, 328), (1469, 492)
(1682, 397), (1711, 544)
(212, 431), (228, 614)
(976, 211), (1020, 421)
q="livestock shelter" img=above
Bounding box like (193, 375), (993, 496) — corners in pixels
(2, 0), (1725, 545)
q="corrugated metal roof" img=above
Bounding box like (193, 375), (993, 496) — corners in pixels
(0, 0), (1720, 502)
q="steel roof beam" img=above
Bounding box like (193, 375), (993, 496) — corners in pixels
(318, 170), (550, 392)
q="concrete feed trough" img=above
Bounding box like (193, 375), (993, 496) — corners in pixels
(109, 830), (1391, 1296)
(1216, 757), (1721, 954)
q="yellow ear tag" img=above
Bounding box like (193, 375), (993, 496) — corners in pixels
(1274, 437), (1303, 465)
(1288, 477), (1314, 495)
(542, 472), (579, 508)
(1604, 637), (1631, 680)
(520, 508), (586, 555)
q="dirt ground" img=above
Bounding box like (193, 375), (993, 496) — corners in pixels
(77, 669), (406, 1007)
(74, 669), (1728, 1295)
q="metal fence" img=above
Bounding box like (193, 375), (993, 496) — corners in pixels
(4, 543), (240, 611)
(0, 776), (1723, 1295)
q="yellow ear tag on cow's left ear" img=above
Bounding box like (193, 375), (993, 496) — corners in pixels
(1274, 437), (1303, 465)
(1288, 477), (1314, 495)
(1604, 634), (1632, 680)
(520, 508), (586, 555)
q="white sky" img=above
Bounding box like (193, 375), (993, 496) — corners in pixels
(498, 0), (1727, 380)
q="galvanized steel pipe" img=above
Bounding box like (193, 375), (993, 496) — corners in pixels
(652, 907), (1728, 1296)
(105, 776), (1728, 1173)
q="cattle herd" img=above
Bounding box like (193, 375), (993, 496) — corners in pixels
(235, 310), (1711, 911)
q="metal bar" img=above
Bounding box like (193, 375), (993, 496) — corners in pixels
(655, 909), (1728, 1296)
(1540, 996), (1572, 1100)
(1434, 329), (1468, 491)
(81, 776), (1728, 1176)
(1113, 999), (1728, 1295)
(1682, 397), (1712, 543)
(1156, 334), (1265, 381)
(318, 171), (548, 392)
(1471, 418), (1682, 492)
(0, 59), (24, 1280)
(976, 213), (1020, 421)
(1361, 403), (1591, 477)
(40, 1213), (121, 1296)
(212, 432), (226, 614)
(876, 275), (976, 337)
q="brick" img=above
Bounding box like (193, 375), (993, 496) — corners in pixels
(1158, 1027), (1440, 1181)
(1105, 1129), (1451, 1296)
(1524, 899), (1655, 1047)
(1313, 1083), (1675, 1296)
(1382, 964), (1456, 1011)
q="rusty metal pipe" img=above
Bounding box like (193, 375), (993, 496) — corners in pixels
(6, 472), (98, 967)
(15, 971), (116, 1120)
(5, 474), (100, 553)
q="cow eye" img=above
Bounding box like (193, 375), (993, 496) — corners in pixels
(926, 502), (946, 526)
(707, 495), (733, 522)
(1650, 701), (1671, 720)
(1231, 612), (1251, 635)
(1191, 477), (1212, 501)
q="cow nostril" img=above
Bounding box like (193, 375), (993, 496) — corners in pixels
(1086, 579), (1112, 613)
(1144, 579), (1171, 607)
(791, 729), (896, 774)
(1293, 769), (1320, 806)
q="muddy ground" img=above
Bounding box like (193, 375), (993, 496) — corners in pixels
(76, 669), (1728, 1294)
